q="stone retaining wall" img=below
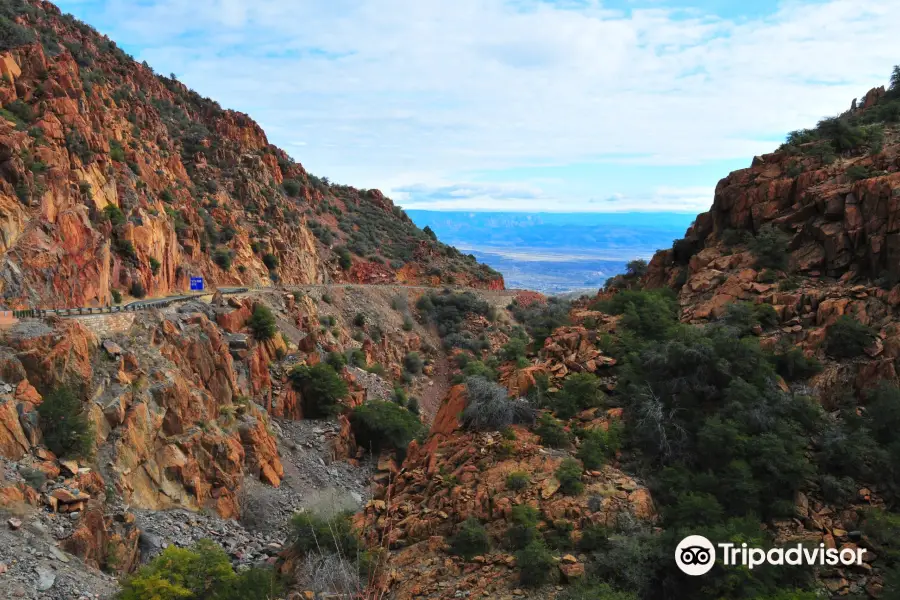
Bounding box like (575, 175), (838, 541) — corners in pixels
(75, 313), (137, 337)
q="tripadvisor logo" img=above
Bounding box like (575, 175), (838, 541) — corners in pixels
(675, 535), (867, 576)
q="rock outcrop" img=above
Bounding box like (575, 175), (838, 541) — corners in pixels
(355, 384), (655, 599)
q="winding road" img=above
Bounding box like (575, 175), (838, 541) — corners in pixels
(13, 283), (519, 319)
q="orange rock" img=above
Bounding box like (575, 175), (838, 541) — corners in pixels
(238, 414), (284, 488)
(51, 488), (90, 504)
(559, 561), (586, 582)
(14, 381), (41, 405)
(0, 400), (30, 459)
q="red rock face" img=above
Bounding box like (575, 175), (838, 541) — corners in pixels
(0, 312), (284, 520)
(62, 500), (141, 576)
(641, 89), (900, 401)
(650, 142), (900, 283)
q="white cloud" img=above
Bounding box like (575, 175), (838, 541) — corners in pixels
(65, 0), (900, 210)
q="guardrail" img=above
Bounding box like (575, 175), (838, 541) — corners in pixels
(10, 288), (250, 319)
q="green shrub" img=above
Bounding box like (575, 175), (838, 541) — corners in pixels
(552, 373), (605, 419)
(577, 425), (621, 470)
(0, 17), (35, 53)
(506, 471), (530, 492)
(577, 523), (610, 552)
(118, 539), (282, 600)
(262, 253), (278, 270)
(326, 351), (348, 371)
(109, 140), (126, 162)
(534, 413), (570, 448)
(825, 315), (875, 358)
(282, 179), (301, 197)
(772, 346), (822, 381)
(350, 401), (424, 455)
(404, 351), (424, 375)
(621, 323), (819, 525)
(114, 237), (137, 261)
(506, 505), (540, 550)
(103, 204), (126, 227)
(720, 228), (751, 247)
(130, 280), (146, 299)
(322, 292), (333, 304)
(846, 164), (871, 181)
(148, 257), (161, 276)
(290, 364), (348, 418)
(785, 162), (804, 178)
(593, 289), (678, 341)
(391, 387), (408, 405)
(779, 276), (801, 291)
(348, 348), (367, 368)
(749, 225), (790, 271)
(720, 302), (779, 336)
(511, 297), (571, 348)
(671, 237), (700, 265)
(291, 511), (359, 556)
(353, 312), (366, 327)
(213, 248), (233, 271)
(402, 316), (414, 331)
(449, 518), (490, 560)
(544, 519), (574, 550)
(515, 539), (555, 587)
(336, 247), (352, 270)
(111, 289), (122, 305)
(626, 259), (648, 277)
(36, 386), (94, 459)
(555, 458), (584, 496)
(819, 474), (857, 504)
(758, 268), (778, 283)
(500, 336), (528, 363)
(418, 290), (494, 342)
(248, 304), (277, 341)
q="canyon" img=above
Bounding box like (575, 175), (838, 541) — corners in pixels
(0, 2), (900, 600)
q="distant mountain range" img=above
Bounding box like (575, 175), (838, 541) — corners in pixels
(406, 211), (698, 294)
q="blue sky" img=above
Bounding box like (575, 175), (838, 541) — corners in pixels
(55, 0), (900, 212)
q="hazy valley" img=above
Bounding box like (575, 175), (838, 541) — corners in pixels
(408, 211), (697, 294)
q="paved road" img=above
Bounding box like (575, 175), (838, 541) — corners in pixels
(19, 283), (519, 319)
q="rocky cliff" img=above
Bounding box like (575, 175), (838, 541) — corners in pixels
(648, 82), (900, 290)
(0, 0), (502, 310)
(643, 79), (900, 404)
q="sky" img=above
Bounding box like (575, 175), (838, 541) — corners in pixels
(55, 0), (900, 213)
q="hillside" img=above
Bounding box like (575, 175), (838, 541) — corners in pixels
(0, 0), (502, 310)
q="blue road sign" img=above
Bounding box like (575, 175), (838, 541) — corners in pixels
(190, 277), (204, 291)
